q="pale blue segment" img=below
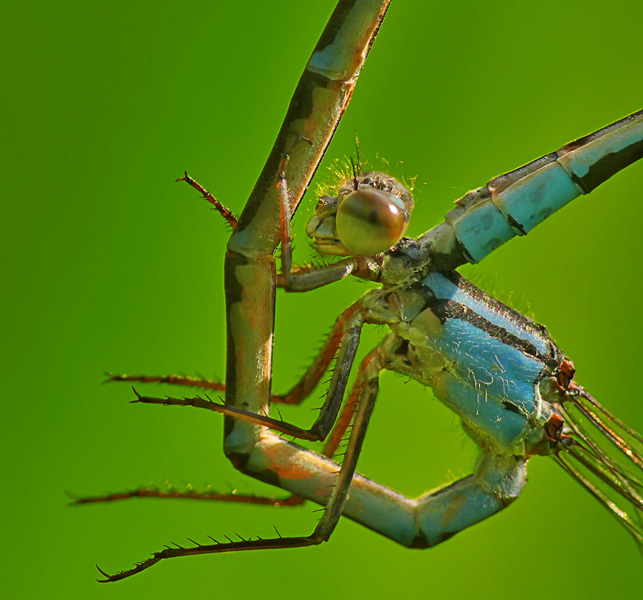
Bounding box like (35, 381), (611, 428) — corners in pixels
(223, 422), (258, 455)
(492, 161), (580, 232)
(557, 118), (643, 181)
(308, 0), (384, 80)
(423, 271), (550, 356)
(336, 485), (418, 546)
(434, 318), (543, 415)
(308, 40), (350, 80)
(452, 198), (516, 262)
(444, 373), (529, 447)
(416, 476), (504, 546)
(260, 451), (418, 546)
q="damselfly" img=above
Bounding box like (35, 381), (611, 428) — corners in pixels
(78, 0), (643, 581)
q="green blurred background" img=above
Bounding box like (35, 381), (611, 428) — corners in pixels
(3, 0), (642, 597)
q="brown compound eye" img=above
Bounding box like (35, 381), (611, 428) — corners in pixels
(335, 189), (407, 256)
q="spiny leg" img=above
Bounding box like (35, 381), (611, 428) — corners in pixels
(105, 373), (226, 393)
(83, 306), (366, 506)
(303, 346), (382, 537)
(127, 388), (318, 441)
(278, 302), (364, 440)
(323, 373), (362, 457)
(84, 343), (368, 510)
(81, 324), (357, 508)
(98, 344), (384, 582)
(124, 304), (365, 442)
(550, 384), (643, 546)
(176, 171), (238, 229)
(98, 348), (528, 581)
(99, 350), (529, 581)
(274, 302), (362, 405)
(90, 303), (367, 507)
(104, 300), (359, 406)
(70, 487), (304, 507)
(321, 341), (380, 457)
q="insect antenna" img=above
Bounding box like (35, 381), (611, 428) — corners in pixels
(354, 132), (362, 175)
(348, 132), (364, 191)
(350, 156), (359, 191)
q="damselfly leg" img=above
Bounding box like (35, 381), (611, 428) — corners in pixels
(79, 0), (643, 583)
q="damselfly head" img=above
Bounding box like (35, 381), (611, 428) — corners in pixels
(306, 171), (414, 257)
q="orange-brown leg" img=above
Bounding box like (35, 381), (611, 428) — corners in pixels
(106, 302), (361, 406)
(176, 171), (238, 229)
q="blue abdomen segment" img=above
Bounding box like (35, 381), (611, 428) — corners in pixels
(433, 109), (643, 263)
(556, 110), (643, 193)
(450, 191), (516, 264)
(492, 161), (580, 233)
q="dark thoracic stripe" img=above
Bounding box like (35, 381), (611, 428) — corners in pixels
(440, 271), (553, 342)
(430, 298), (559, 370)
(430, 271), (564, 369)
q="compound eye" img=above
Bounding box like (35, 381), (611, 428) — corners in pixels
(335, 190), (407, 256)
